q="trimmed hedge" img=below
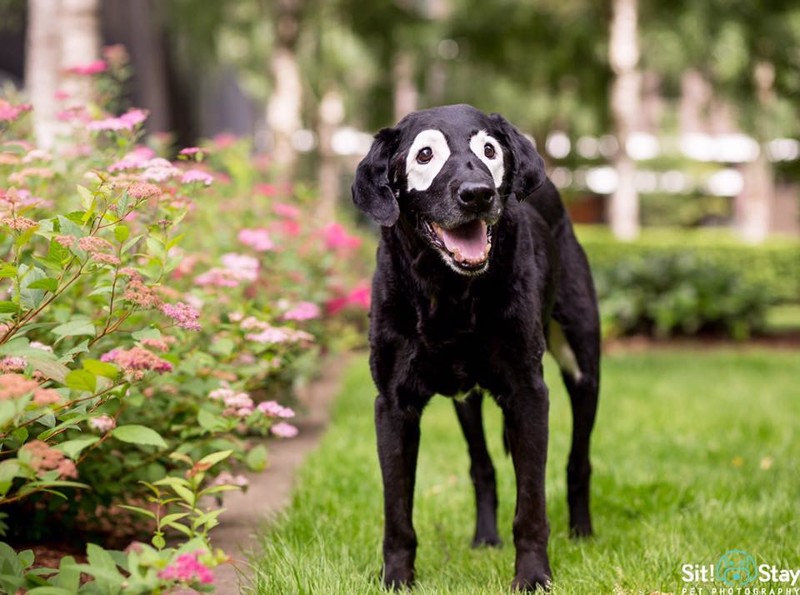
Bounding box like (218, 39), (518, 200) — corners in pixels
(576, 226), (800, 304)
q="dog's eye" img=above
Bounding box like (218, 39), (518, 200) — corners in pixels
(416, 147), (433, 164)
(484, 143), (496, 159)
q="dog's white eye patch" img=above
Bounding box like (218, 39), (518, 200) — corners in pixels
(406, 129), (451, 192)
(469, 130), (504, 188)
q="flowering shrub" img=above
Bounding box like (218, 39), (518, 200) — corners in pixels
(0, 54), (371, 589)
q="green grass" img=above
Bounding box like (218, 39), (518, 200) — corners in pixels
(249, 350), (800, 594)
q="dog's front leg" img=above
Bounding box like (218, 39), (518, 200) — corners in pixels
(503, 376), (552, 591)
(375, 393), (423, 589)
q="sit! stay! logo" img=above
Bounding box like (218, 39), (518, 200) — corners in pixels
(681, 550), (800, 594)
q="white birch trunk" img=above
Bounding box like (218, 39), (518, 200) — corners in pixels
(26, 0), (63, 150)
(317, 88), (344, 223)
(608, 0), (641, 240)
(60, 0), (101, 107)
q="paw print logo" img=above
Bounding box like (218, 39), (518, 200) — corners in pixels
(716, 550), (757, 587)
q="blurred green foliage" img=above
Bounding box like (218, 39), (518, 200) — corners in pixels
(577, 226), (800, 338)
(577, 226), (800, 304)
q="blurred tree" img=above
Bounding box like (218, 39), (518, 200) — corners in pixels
(640, 0), (800, 241)
(26, 0), (101, 150)
(444, 0), (610, 144)
(608, 0), (641, 240)
(266, 0), (305, 181)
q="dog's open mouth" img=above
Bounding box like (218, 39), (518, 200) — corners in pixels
(423, 219), (493, 273)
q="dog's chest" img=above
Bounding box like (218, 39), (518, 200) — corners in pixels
(413, 294), (491, 395)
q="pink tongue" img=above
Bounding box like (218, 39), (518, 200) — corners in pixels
(440, 220), (488, 261)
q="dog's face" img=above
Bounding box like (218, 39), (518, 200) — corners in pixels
(352, 104), (546, 275)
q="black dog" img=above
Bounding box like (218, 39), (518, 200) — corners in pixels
(352, 104), (600, 591)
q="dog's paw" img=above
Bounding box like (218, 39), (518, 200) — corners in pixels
(471, 533), (502, 548)
(569, 518), (593, 539)
(510, 573), (551, 592)
(382, 565), (414, 591)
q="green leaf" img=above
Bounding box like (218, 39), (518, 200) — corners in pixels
(245, 444), (268, 472)
(114, 225), (130, 243)
(160, 512), (190, 526)
(18, 265), (48, 309)
(0, 459), (25, 496)
(111, 425), (167, 448)
(117, 504), (156, 519)
(82, 359), (119, 379)
(26, 277), (58, 292)
(56, 437), (100, 460)
(52, 319), (95, 341)
(76, 185), (94, 211)
(131, 327), (161, 341)
(64, 369), (96, 393)
(0, 263), (16, 278)
(198, 449), (233, 468)
(0, 301), (18, 314)
(27, 587), (77, 595)
(26, 355), (69, 383)
(197, 408), (226, 432)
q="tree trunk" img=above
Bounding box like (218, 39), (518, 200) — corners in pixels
(26, 0), (63, 150)
(266, 0), (303, 183)
(393, 51), (418, 122)
(317, 87), (344, 223)
(608, 0), (641, 240)
(60, 0), (101, 107)
(736, 61), (777, 243)
(26, 0), (100, 150)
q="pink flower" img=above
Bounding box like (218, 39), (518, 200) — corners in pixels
(0, 374), (38, 400)
(326, 282), (371, 315)
(120, 108), (148, 127)
(273, 202), (301, 219)
(282, 302), (320, 321)
(20, 440), (77, 479)
(324, 223), (361, 250)
(220, 253), (259, 281)
(194, 268), (239, 288)
(271, 422), (299, 438)
(212, 471), (249, 488)
(108, 147), (155, 172)
(141, 158), (180, 182)
(87, 108), (148, 132)
(0, 100), (32, 122)
(100, 347), (172, 379)
(238, 228), (274, 252)
(179, 147), (203, 156)
(246, 327), (292, 344)
(158, 551), (214, 585)
(257, 401), (295, 419)
(126, 182), (162, 200)
(67, 60), (107, 75)
(89, 415), (116, 433)
(0, 357), (28, 373)
(347, 283), (371, 310)
(33, 388), (61, 406)
(255, 183), (279, 197)
(161, 302), (201, 331)
(181, 169), (214, 186)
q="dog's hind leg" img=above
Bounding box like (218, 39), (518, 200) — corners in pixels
(549, 314), (600, 538)
(453, 389), (502, 547)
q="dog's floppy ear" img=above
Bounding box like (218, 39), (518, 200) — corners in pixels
(489, 113), (546, 201)
(352, 127), (400, 227)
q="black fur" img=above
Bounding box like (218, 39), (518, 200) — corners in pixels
(352, 104), (600, 591)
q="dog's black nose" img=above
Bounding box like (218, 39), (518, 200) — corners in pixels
(457, 182), (495, 210)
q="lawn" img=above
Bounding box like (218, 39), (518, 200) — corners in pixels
(248, 349), (800, 594)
